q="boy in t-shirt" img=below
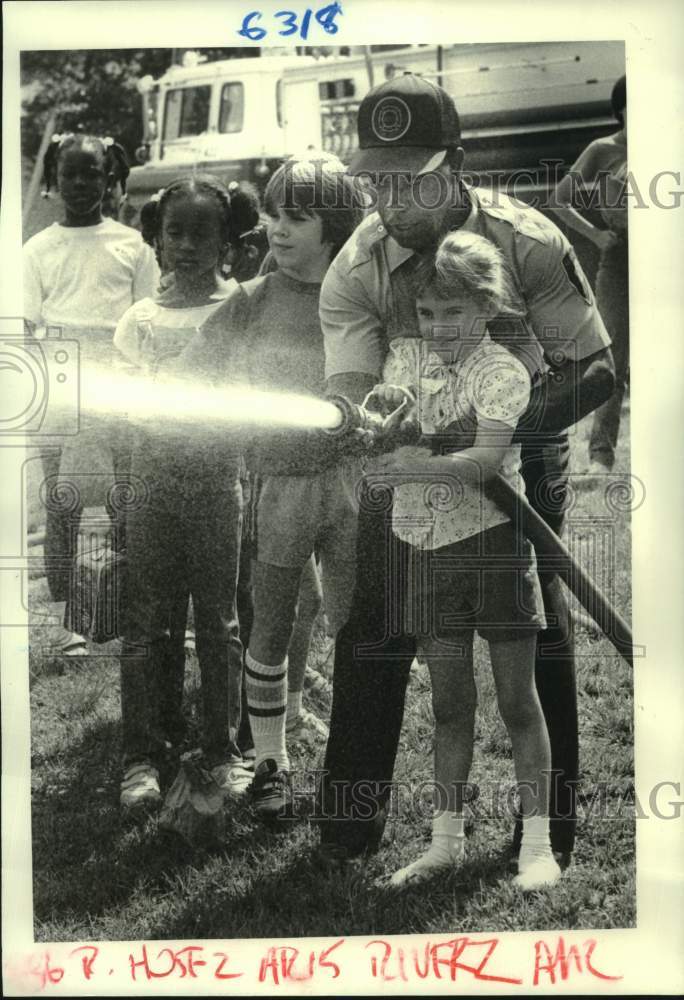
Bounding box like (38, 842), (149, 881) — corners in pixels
(174, 154), (363, 819)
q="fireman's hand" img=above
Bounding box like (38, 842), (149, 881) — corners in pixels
(364, 383), (416, 417)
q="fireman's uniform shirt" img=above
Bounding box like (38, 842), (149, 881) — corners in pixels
(321, 186), (611, 383)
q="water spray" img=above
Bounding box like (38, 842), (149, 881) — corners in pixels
(75, 365), (414, 453)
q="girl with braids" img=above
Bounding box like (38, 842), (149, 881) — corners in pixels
(113, 174), (256, 813)
(40, 131), (131, 203)
(23, 132), (159, 656)
(41, 130), (131, 221)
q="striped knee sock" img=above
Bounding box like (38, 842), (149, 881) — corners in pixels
(245, 651), (289, 772)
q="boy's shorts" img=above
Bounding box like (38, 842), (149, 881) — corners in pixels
(254, 462), (361, 635)
(414, 521), (546, 647)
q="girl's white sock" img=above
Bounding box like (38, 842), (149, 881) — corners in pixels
(245, 651), (289, 772)
(514, 815), (561, 890)
(390, 811), (466, 887)
(286, 689), (303, 729)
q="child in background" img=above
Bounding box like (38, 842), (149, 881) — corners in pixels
(23, 132), (159, 655)
(171, 154), (363, 820)
(371, 231), (561, 891)
(113, 174), (255, 813)
(553, 75), (628, 477)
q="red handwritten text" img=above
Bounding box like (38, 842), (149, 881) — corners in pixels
(533, 936), (623, 986)
(258, 939), (345, 984)
(366, 937), (523, 985)
(30, 952), (65, 990)
(69, 945), (99, 981)
(128, 944), (243, 981)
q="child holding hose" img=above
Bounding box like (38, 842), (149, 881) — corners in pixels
(370, 231), (560, 891)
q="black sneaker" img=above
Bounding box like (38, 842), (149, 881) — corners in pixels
(252, 758), (293, 820)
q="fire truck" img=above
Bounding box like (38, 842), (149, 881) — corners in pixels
(126, 42), (625, 224)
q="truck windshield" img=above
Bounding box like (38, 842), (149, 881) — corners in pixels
(163, 85), (211, 140)
(219, 82), (244, 133)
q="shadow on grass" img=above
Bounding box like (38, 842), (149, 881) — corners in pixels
(31, 713), (285, 937)
(145, 832), (516, 940)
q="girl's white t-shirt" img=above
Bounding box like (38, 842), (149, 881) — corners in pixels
(382, 334), (532, 550)
(23, 218), (160, 330)
(113, 279), (239, 370)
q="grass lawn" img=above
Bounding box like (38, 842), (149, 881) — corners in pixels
(26, 409), (635, 942)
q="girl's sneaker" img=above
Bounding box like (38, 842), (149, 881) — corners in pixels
(513, 854), (562, 891)
(120, 763), (162, 813)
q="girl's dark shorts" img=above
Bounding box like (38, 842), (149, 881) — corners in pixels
(415, 521), (546, 646)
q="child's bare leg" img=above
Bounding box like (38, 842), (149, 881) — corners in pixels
(489, 635), (560, 889)
(247, 561), (302, 774)
(285, 555), (323, 733)
(391, 630), (475, 886)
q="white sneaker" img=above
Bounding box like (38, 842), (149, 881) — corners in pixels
(211, 758), (254, 799)
(120, 763), (162, 812)
(53, 630), (88, 656)
(513, 855), (562, 891)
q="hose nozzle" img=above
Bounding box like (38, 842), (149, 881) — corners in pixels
(323, 389), (416, 440)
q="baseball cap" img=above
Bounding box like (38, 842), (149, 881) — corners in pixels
(349, 73), (461, 176)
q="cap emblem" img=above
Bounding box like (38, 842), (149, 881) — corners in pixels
(371, 96), (412, 142)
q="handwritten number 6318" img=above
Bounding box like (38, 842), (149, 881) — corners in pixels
(238, 3), (343, 41)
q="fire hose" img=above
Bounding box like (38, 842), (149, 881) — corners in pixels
(323, 392), (635, 669)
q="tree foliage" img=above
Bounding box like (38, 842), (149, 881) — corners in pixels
(21, 49), (259, 164)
